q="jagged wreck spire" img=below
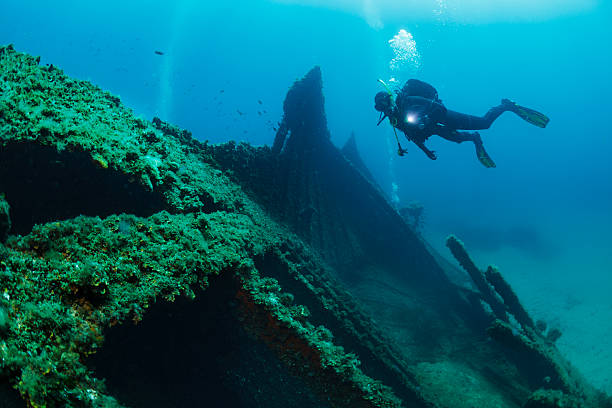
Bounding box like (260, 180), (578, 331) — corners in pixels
(272, 66), (330, 154)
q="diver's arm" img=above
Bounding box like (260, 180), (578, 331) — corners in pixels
(398, 125), (437, 160)
(413, 139), (437, 160)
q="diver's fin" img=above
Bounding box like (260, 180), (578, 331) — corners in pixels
(503, 99), (550, 128)
(514, 105), (550, 128)
(475, 143), (496, 168)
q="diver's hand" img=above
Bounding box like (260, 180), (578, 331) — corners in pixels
(413, 139), (437, 160)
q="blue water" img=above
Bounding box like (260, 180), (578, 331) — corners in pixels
(2, 0), (612, 393)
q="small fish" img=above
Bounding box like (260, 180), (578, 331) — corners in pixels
(258, 100), (263, 105)
(237, 110), (243, 116)
(154, 50), (164, 55)
(220, 89), (225, 93)
(257, 111), (262, 116)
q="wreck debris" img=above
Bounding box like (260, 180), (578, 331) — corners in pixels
(446, 235), (512, 323)
(398, 202), (425, 233)
(447, 235), (610, 406)
(485, 264), (536, 330)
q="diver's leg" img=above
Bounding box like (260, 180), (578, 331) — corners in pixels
(443, 104), (508, 130)
(437, 128), (481, 144)
(436, 129), (496, 167)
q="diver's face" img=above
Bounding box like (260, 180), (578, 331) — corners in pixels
(375, 92), (392, 114)
(385, 103), (393, 115)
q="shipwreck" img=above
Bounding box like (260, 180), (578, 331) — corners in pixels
(0, 45), (610, 408)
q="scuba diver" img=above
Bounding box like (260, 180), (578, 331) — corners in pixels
(374, 79), (549, 167)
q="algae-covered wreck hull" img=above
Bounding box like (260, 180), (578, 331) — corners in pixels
(0, 44), (418, 408)
(0, 45), (610, 408)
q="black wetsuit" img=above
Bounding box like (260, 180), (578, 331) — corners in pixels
(391, 85), (508, 159)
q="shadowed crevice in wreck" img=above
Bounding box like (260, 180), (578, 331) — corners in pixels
(0, 381), (25, 408)
(0, 142), (166, 235)
(88, 272), (330, 408)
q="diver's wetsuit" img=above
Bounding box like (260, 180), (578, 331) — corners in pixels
(391, 93), (509, 160)
(436, 105), (507, 144)
(444, 105), (507, 130)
